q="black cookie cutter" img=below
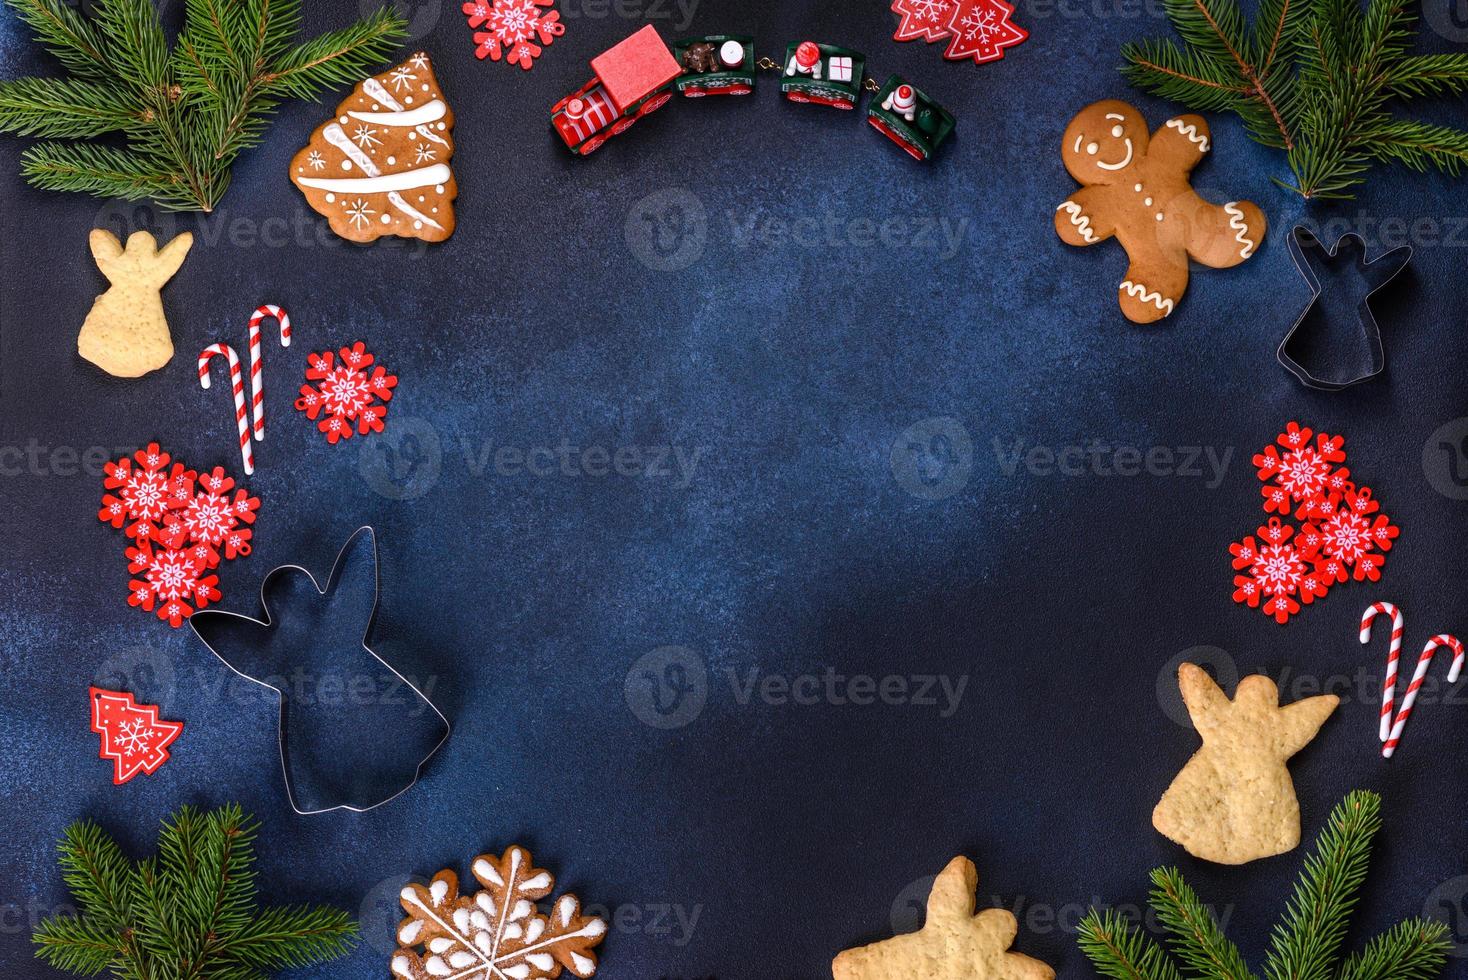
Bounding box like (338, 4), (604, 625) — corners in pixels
(190, 527), (450, 815)
(1277, 226), (1413, 391)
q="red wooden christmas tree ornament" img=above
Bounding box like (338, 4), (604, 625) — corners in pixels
(89, 688), (184, 784)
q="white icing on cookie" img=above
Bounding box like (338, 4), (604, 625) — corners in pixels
(1224, 201), (1256, 257)
(298, 164), (451, 194)
(1097, 139), (1133, 170)
(348, 99), (446, 127)
(363, 77), (405, 112)
(1165, 117), (1210, 152)
(1056, 201), (1097, 242)
(1119, 280), (1176, 315)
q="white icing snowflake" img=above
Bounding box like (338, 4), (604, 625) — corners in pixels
(388, 66), (417, 92)
(410, 52), (431, 70)
(345, 198), (376, 230)
(912, 0), (951, 19)
(352, 124), (383, 150)
(116, 718), (153, 757)
(961, 8), (1002, 40)
(413, 144), (437, 164)
(307, 150), (326, 170)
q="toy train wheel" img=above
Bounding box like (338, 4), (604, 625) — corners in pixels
(638, 92), (673, 116)
(611, 115), (637, 135)
(579, 135), (607, 156)
(786, 92), (810, 103)
(684, 90), (706, 98)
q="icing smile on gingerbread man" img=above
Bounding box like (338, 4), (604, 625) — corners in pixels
(1054, 99), (1266, 324)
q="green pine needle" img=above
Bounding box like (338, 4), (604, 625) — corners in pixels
(1077, 791), (1450, 980)
(1122, 0), (1468, 198)
(0, 0), (409, 210)
(32, 804), (358, 980)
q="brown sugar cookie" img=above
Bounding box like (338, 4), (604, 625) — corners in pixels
(1153, 663), (1338, 865)
(78, 229), (192, 378)
(290, 52), (457, 244)
(833, 856), (1054, 980)
(1055, 99), (1266, 324)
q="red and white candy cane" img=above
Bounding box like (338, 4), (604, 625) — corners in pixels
(1359, 601), (1404, 741)
(246, 305), (291, 441)
(1382, 633), (1464, 758)
(198, 342), (254, 475)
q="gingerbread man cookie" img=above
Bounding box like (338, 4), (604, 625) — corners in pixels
(1055, 100), (1266, 324)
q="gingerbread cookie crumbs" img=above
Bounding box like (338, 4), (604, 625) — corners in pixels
(291, 53), (457, 244)
(1054, 100), (1266, 324)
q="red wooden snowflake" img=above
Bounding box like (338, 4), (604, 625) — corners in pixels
(1230, 518), (1331, 624)
(295, 341), (398, 444)
(126, 539), (222, 628)
(462, 0), (564, 68)
(160, 466), (260, 568)
(90, 687), (183, 784)
(892, 0), (957, 42)
(1253, 422), (1348, 518)
(98, 443), (195, 542)
(942, 0), (1028, 64)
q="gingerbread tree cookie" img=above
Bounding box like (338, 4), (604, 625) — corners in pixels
(392, 845), (606, 979)
(833, 856), (1054, 980)
(1055, 100), (1266, 324)
(1153, 663), (1338, 865)
(290, 52), (457, 243)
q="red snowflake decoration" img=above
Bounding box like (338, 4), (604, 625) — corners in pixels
(90, 687), (183, 784)
(1229, 422), (1399, 624)
(98, 444), (258, 628)
(942, 0), (1028, 64)
(295, 341), (398, 444)
(463, 0), (564, 69)
(892, 0), (957, 42)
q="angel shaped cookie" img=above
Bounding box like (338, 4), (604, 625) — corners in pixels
(1055, 100), (1266, 324)
(1153, 663), (1337, 864)
(833, 856), (1054, 980)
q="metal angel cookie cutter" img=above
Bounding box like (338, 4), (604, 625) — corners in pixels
(1278, 226), (1413, 391)
(190, 526), (450, 815)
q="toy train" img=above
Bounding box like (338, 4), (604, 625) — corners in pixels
(551, 26), (954, 161)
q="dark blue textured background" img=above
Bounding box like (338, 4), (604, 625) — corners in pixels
(3, 1), (1468, 977)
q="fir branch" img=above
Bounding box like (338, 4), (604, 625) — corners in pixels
(0, 78), (142, 138)
(0, 0), (409, 210)
(1263, 790), (1379, 980)
(1077, 792), (1448, 980)
(1078, 909), (1187, 980)
(1150, 867), (1256, 980)
(1336, 921), (1451, 980)
(32, 804), (358, 980)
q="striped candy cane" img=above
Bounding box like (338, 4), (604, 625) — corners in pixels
(246, 305), (291, 441)
(1360, 601), (1404, 741)
(198, 343), (254, 475)
(1382, 633), (1464, 758)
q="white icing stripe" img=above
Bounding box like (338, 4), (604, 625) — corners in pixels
(1166, 117), (1210, 152)
(416, 124), (450, 147)
(1224, 202), (1255, 258)
(363, 77), (404, 112)
(388, 191), (444, 230)
(1119, 280), (1176, 315)
(323, 123), (378, 174)
(1096, 138), (1133, 170)
(1057, 201), (1097, 243)
(299, 164), (452, 194)
(349, 99), (446, 127)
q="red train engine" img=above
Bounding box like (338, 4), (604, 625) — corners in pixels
(551, 25), (682, 156)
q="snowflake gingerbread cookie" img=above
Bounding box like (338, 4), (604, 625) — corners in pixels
(290, 52), (456, 243)
(1055, 100), (1266, 324)
(392, 845), (607, 979)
